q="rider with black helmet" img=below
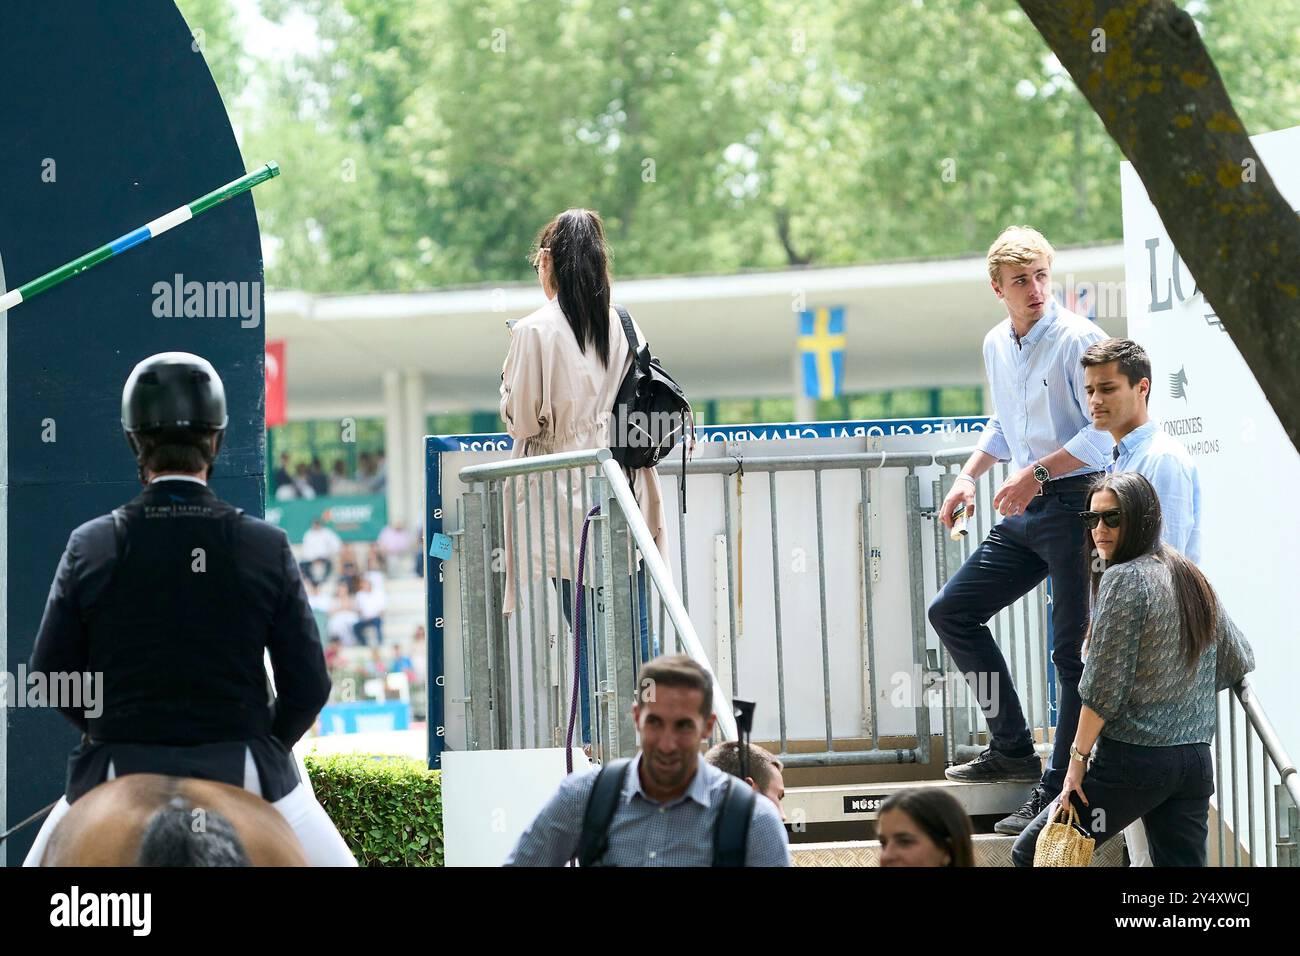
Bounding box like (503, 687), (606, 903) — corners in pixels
(24, 352), (356, 866)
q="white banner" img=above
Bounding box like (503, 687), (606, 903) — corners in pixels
(1121, 126), (1300, 758)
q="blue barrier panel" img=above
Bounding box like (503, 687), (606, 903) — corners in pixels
(318, 701), (412, 736)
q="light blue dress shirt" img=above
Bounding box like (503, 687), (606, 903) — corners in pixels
(975, 302), (1113, 476)
(1108, 420), (1202, 563)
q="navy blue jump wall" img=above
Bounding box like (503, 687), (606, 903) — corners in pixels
(0, 1), (267, 864)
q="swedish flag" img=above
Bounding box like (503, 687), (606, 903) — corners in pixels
(798, 307), (846, 400)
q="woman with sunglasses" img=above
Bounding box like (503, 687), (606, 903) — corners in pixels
(1011, 471), (1254, 866)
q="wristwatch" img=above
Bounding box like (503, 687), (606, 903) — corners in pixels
(1032, 462), (1050, 494)
(1069, 742), (1090, 764)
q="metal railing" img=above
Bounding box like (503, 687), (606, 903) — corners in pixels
(1215, 678), (1299, 867)
(452, 448), (735, 763)
(446, 438), (1297, 865)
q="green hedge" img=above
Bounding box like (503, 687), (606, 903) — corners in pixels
(305, 753), (443, 866)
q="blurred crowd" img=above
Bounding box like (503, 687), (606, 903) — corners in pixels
(273, 450), (387, 500)
(296, 516), (428, 722)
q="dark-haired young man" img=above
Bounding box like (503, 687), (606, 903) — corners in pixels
(1083, 337), (1201, 561)
(506, 655), (790, 866)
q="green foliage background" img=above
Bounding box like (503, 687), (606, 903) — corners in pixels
(178, 0), (1300, 294)
(305, 753), (444, 866)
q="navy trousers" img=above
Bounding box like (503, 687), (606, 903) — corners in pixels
(1011, 737), (1215, 867)
(927, 474), (1098, 793)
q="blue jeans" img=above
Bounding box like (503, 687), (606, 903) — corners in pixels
(927, 475), (1096, 793)
(556, 568), (655, 743)
(1011, 737), (1214, 867)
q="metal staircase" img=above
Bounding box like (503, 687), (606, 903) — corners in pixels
(438, 431), (1299, 867)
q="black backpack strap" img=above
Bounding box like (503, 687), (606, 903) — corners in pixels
(576, 758), (632, 867)
(711, 776), (757, 867)
(613, 304), (639, 354)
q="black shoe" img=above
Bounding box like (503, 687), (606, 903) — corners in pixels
(943, 747), (1041, 783)
(995, 785), (1052, 835)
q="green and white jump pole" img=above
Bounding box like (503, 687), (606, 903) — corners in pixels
(0, 162), (280, 313)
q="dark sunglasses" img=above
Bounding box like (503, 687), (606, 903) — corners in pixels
(1079, 509), (1123, 530)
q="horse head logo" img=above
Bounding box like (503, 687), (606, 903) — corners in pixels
(1169, 366), (1189, 401)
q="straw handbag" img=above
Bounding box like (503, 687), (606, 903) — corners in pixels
(1033, 801), (1095, 867)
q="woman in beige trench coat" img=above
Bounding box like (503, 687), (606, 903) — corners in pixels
(499, 209), (670, 740)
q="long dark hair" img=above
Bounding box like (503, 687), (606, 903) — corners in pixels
(1083, 472), (1217, 668)
(530, 208), (612, 367)
(880, 788), (974, 867)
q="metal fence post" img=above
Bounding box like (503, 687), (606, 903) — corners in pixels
(904, 471), (932, 764)
(460, 488), (494, 750)
(602, 485), (638, 759)
(486, 480), (511, 749)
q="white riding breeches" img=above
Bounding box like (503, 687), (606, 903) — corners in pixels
(23, 749), (357, 867)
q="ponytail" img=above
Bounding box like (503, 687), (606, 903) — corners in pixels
(531, 208), (612, 367)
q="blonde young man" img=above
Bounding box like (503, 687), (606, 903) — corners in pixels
(928, 227), (1113, 835)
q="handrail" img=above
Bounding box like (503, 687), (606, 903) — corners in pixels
(656, 449), (935, 475)
(1234, 678), (1300, 810)
(598, 455), (739, 742)
(457, 446), (739, 742)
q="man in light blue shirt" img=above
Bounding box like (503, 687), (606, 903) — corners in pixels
(506, 655), (790, 867)
(1082, 337), (1202, 562)
(929, 226), (1112, 836)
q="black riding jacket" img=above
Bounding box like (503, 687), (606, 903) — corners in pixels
(29, 477), (331, 801)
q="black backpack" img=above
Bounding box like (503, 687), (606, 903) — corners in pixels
(610, 305), (694, 510)
(575, 758), (755, 867)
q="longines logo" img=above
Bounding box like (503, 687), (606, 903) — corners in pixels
(1144, 237), (1225, 332)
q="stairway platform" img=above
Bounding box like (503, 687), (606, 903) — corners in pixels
(783, 777), (1034, 827)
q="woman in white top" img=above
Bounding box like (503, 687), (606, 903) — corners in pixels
(500, 208), (669, 740)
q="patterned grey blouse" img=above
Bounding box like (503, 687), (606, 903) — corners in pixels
(1079, 553), (1255, 747)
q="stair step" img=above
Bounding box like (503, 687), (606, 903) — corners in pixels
(792, 833), (1127, 867)
(783, 777), (1034, 826)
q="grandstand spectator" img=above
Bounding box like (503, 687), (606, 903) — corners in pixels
(506, 655), (790, 867)
(291, 462), (317, 499)
(353, 575), (386, 646)
(378, 520), (415, 571)
(307, 456), (329, 497)
(1011, 473), (1254, 867)
(369, 451), (387, 493)
(324, 636), (343, 674)
(328, 459), (365, 496)
(410, 626), (428, 685)
(304, 578), (333, 615)
(272, 452), (293, 494)
(704, 741), (786, 819)
(878, 789), (975, 867)
(326, 582), (360, 645)
(300, 517), (342, 585)
(338, 542), (361, 592)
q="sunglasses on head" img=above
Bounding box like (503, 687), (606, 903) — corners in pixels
(1079, 509), (1122, 530)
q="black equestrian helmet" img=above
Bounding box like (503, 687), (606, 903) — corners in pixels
(121, 351), (229, 457)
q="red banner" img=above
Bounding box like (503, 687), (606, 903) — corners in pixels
(265, 339), (286, 427)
